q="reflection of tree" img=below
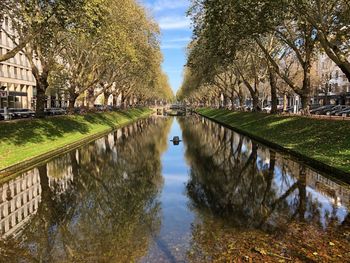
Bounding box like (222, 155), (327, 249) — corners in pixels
(180, 116), (346, 230)
(0, 117), (172, 262)
(180, 117), (350, 262)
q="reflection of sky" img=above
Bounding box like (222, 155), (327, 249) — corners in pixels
(306, 187), (348, 226)
(144, 117), (194, 260)
(160, 118), (194, 230)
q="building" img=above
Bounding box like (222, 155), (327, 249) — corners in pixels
(0, 16), (39, 110)
(314, 52), (350, 105)
(0, 159), (74, 239)
(0, 170), (41, 238)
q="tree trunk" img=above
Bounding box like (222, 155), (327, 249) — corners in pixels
(243, 79), (259, 111)
(86, 88), (96, 109)
(269, 67), (278, 114)
(300, 33), (313, 113)
(223, 93), (229, 108)
(121, 91), (125, 109)
(283, 93), (288, 111)
(114, 95), (118, 107)
(238, 87), (244, 108)
(300, 93), (310, 114)
(34, 70), (49, 118)
(297, 166), (307, 221)
(230, 94), (235, 110)
(124, 96), (130, 108)
(252, 95), (259, 111)
(68, 93), (78, 114)
(36, 86), (46, 118)
(103, 91), (111, 106)
(211, 97), (216, 108)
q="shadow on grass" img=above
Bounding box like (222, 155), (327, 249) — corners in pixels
(0, 109), (147, 147)
(0, 117), (90, 146)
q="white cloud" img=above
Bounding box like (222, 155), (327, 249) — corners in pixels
(166, 37), (192, 43)
(158, 16), (191, 30)
(145, 0), (189, 12)
(161, 37), (191, 49)
(161, 43), (187, 49)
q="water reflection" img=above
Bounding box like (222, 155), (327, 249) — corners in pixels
(0, 116), (349, 262)
(0, 117), (172, 262)
(180, 117), (349, 230)
(180, 116), (350, 261)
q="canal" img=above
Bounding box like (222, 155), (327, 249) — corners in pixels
(0, 116), (349, 262)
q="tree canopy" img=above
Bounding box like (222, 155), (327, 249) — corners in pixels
(1, 0), (173, 115)
(178, 0), (350, 113)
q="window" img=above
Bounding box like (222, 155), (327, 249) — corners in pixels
(334, 83), (339, 92)
(4, 17), (9, 29)
(335, 70), (339, 79)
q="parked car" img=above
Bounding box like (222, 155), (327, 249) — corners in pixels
(310, 105), (335, 115)
(335, 107), (350, 116)
(326, 105), (348, 115)
(106, 105), (116, 111)
(262, 106), (272, 113)
(0, 109), (4, 120)
(94, 105), (106, 111)
(44, 108), (67, 116)
(0, 109), (16, 120)
(284, 105), (302, 113)
(10, 108), (35, 119)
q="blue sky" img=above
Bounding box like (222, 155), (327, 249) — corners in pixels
(141, 0), (192, 93)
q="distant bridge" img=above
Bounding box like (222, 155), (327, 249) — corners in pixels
(156, 105), (193, 116)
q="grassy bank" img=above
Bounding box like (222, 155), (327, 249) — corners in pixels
(0, 108), (152, 172)
(197, 108), (350, 175)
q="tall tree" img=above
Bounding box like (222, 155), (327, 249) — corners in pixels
(293, 0), (350, 81)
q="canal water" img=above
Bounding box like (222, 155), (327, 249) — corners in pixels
(0, 116), (349, 262)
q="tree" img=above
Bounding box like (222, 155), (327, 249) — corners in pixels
(16, 0), (86, 116)
(293, 0), (350, 81)
(0, 1), (33, 62)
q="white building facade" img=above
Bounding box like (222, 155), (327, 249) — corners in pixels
(315, 52), (350, 105)
(0, 16), (39, 110)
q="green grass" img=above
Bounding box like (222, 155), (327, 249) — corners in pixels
(0, 108), (152, 170)
(197, 108), (350, 174)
